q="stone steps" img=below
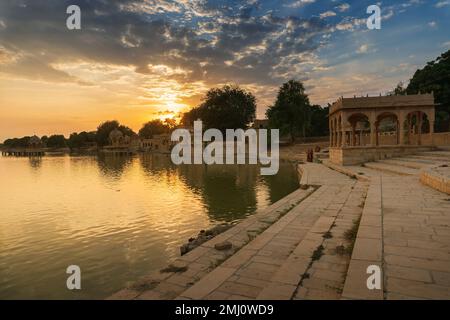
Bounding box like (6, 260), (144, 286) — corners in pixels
(379, 159), (429, 169)
(421, 151), (450, 158)
(406, 154), (450, 163)
(363, 162), (419, 176)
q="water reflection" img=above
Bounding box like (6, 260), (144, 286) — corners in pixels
(0, 154), (299, 299)
(97, 154), (132, 179)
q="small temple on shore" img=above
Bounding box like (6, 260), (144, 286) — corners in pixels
(328, 93), (437, 165)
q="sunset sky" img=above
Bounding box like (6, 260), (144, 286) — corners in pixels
(0, 0), (449, 141)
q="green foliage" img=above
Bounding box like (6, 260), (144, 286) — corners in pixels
(308, 104), (329, 137)
(266, 80), (312, 142)
(96, 120), (120, 147)
(139, 119), (169, 138)
(46, 135), (67, 148)
(406, 50), (450, 132)
(96, 120), (136, 147)
(182, 85), (256, 132)
(67, 131), (96, 149)
(3, 136), (31, 148)
(390, 81), (407, 96)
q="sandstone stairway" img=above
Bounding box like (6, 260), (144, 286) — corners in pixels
(360, 150), (450, 176)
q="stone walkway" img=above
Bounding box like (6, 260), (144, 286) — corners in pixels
(327, 150), (450, 299)
(175, 164), (368, 300)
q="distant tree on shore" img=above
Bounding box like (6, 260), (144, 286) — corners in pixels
(266, 80), (312, 142)
(3, 136), (31, 148)
(96, 120), (136, 146)
(138, 119), (169, 139)
(46, 135), (67, 148)
(181, 85), (256, 132)
(67, 131), (96, 149)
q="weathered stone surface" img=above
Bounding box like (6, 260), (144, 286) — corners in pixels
(214, 241), (232, 251)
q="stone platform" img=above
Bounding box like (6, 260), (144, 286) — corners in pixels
(329, 145), (436, 166)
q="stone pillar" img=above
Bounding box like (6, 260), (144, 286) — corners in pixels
(429, 120), (435, 145)
(398, 113), (406, 145)
(351, 125), (356, 146)
(370, 122), (377, 146)
(417, 112), (422, 145)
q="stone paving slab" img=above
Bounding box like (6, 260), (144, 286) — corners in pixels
(331, 153), (450, 300)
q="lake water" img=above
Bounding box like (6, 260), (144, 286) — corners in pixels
(0, 154), (299, 299)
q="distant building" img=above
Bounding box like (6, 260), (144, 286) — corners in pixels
(28, 135), (42, 148)
(140, 133), (173, 153)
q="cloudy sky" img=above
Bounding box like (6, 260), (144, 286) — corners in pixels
(0, 0), (449, 140)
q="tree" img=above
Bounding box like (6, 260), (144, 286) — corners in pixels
(67, 131), (96, 149)
(3, 136), (30, 148)
(46, 135), (67, 148)
(266, 80), (312, 142)
(138, 119), (169, 139)
(189, 85), (256, 132)
(95, 120), (136, 146)
(308, 105), (329, 137)
(181, 107), (203, 127)
(96, 120), (120, 147)
(406, 49), (450, 132)
(392, 81), (407, 95)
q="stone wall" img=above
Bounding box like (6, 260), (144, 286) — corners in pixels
(329, 146), (436, 166)
(432, 132), (450, 146)
(420, 167), (450, 195)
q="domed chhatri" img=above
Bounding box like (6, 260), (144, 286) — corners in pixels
(109, 128), (124, 146)
(29, 135), (42, 148)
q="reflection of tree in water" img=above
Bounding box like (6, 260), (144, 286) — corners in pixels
(260, 162), (300, 203)
(28, 157), (42, 170)
(140, 153), (176, 175)
(139, 153), (179, 185)
(177, 164), (259, 222)
(96, 154), (132, 179)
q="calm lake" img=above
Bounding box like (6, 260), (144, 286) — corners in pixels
(0, 154), (299, 299)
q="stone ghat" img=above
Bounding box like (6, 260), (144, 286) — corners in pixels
(108, 186), (315, 300)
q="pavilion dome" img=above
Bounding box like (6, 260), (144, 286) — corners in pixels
(109, 128), (123, 141)
(29, 135), (42, 146)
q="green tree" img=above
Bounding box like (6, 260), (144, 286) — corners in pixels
(406, 50), (450, 132)
(391, 81), (407, 95)
(3, 136), (31, 148)
(181, 107), (202, 127)
(96, 120), (120, 147)
(191, 85), (256, 132)
(95, 121), (135, 146)
(266, 80), (312, 142)
(67, 131), (96, 149)
(307, 104), (329, 137)
(138, 119), (169, 138)
(46, 135), (67, 148)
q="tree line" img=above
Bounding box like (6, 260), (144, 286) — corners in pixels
(390, 49), (450, 132)
(5, 47), (448, 150)
(3, 80), (329, 149)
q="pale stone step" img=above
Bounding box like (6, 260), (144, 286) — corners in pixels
(407, 154), (450, 163)
(379, 159), (429, 169)
(364, 162), (419, 176)
(421, 151), (450, 158)
(391, 157), (437, 165)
